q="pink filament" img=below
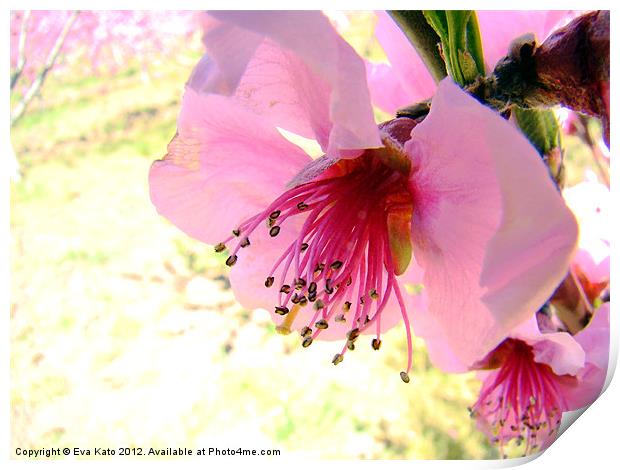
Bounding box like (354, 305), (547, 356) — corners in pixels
(222, 156), (414, 376)
(471, 340), (566, 455)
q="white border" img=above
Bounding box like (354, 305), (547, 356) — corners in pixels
(3, 2), (617, 468)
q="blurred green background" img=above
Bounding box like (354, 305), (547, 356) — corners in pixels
(10, 11), (600, 460)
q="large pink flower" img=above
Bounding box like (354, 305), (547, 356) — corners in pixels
(369, 11), (575, 114)
(469, 303), (610, 455)
(150, 12), (577, 378)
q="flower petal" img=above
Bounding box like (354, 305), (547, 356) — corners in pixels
(401, 261), (471, 372)
(574, 302), (610, 374)
(407, 79), (577, 369)
(149, 89), (311, 245)
(477, 10), (575, 70)
(529, 333), (585, 376)
(365, 61), (412, 116)
(559, 303), (610, 410)
(206, 11), (381, 156)
(369, 12), (436, 112)
(188, 16), (263, 95)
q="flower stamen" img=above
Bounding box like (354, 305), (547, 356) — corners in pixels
(218, 151), (416, 380)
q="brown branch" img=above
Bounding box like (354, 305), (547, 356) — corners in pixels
(485, 11), (610, 144)
(10, 10), (80, 127)
(10, 10), (31, 91)
(533, 10), (610, 145)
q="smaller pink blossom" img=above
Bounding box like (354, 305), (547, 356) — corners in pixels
(469, 303), (610, 455)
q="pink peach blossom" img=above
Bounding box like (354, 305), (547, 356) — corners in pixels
(150, 12), (577, 378)
(469, 303), (609, 455)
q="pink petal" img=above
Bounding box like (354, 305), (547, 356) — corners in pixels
(559, 303), (610, 410)
(505, 315), (585, 376)
(529, 333), (585, 376)
(370, 12), (436, 112)
(574, 302), (610, 374)
(407, 79), (577, 369)
(365, 61), (412, 116)
(401, 261), (470, 372)
(477, 10), (575, 70)
(234, 39), (333, 150)
(206, 11), (381, 156)
(188, 16), (262, 95)
(149, 89), (311, 245)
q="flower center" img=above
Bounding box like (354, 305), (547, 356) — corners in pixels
(216, 130), (416, 382)
(470, 339), (569, 455)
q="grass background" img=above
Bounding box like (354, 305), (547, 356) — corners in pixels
(10, 12), (598, 460)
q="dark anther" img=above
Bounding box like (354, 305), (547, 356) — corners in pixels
(300, 243), (309, 252)
(314, 300), (326, 311)
(347, 328), (360, 341)
(324, 279), (334, 294)
(360, 296), (365, 305)
(315, 319), (329, 329)
(308, 292), (317, 302)
(330, 260), (343, 270)
(240, 237), (251, 248)
(298, 296), (308, 306)
(232, 228), (241, 237)
(308, 282), (317, 294)
(346, 277), (352, 286)
(302, 337), (313, 348)
(280, 284), (291, 294)
(275, 306), (289, 316)
(343, 301), (352, 312)
(295, 278), (306, 290)
(332, 353), (343, 365)
(369, 289), (378, 300)
(313, 264), (324, 275)
(267, 218), (276, 228)
(265, 276), (275, 288)
(225, 255), (238, 267)
(291, 294), (301, 304)
(400, 371), (410, 383)
(300, 326), (312, 337)
(297, 202), (308, 211)
(371, 338), (382, 350)
(214, 243), (226, 253)
(335, 314), (346, 323)
(269, 210), (281, 220)
(346, 341), (355, 351)
(269, 226), (281, 237)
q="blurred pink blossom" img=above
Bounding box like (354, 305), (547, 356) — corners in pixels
(10, 10), (200, 90)
(563, 181), (610, 287)
(150, 11), (577, 376)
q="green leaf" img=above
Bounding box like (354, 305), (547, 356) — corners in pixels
(458, 50), (479, 83)
(388, 11), (447, 83)
(423, 10), (485, 86)
(512, 107), (561, 155)
(465, 12), (485, 75)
